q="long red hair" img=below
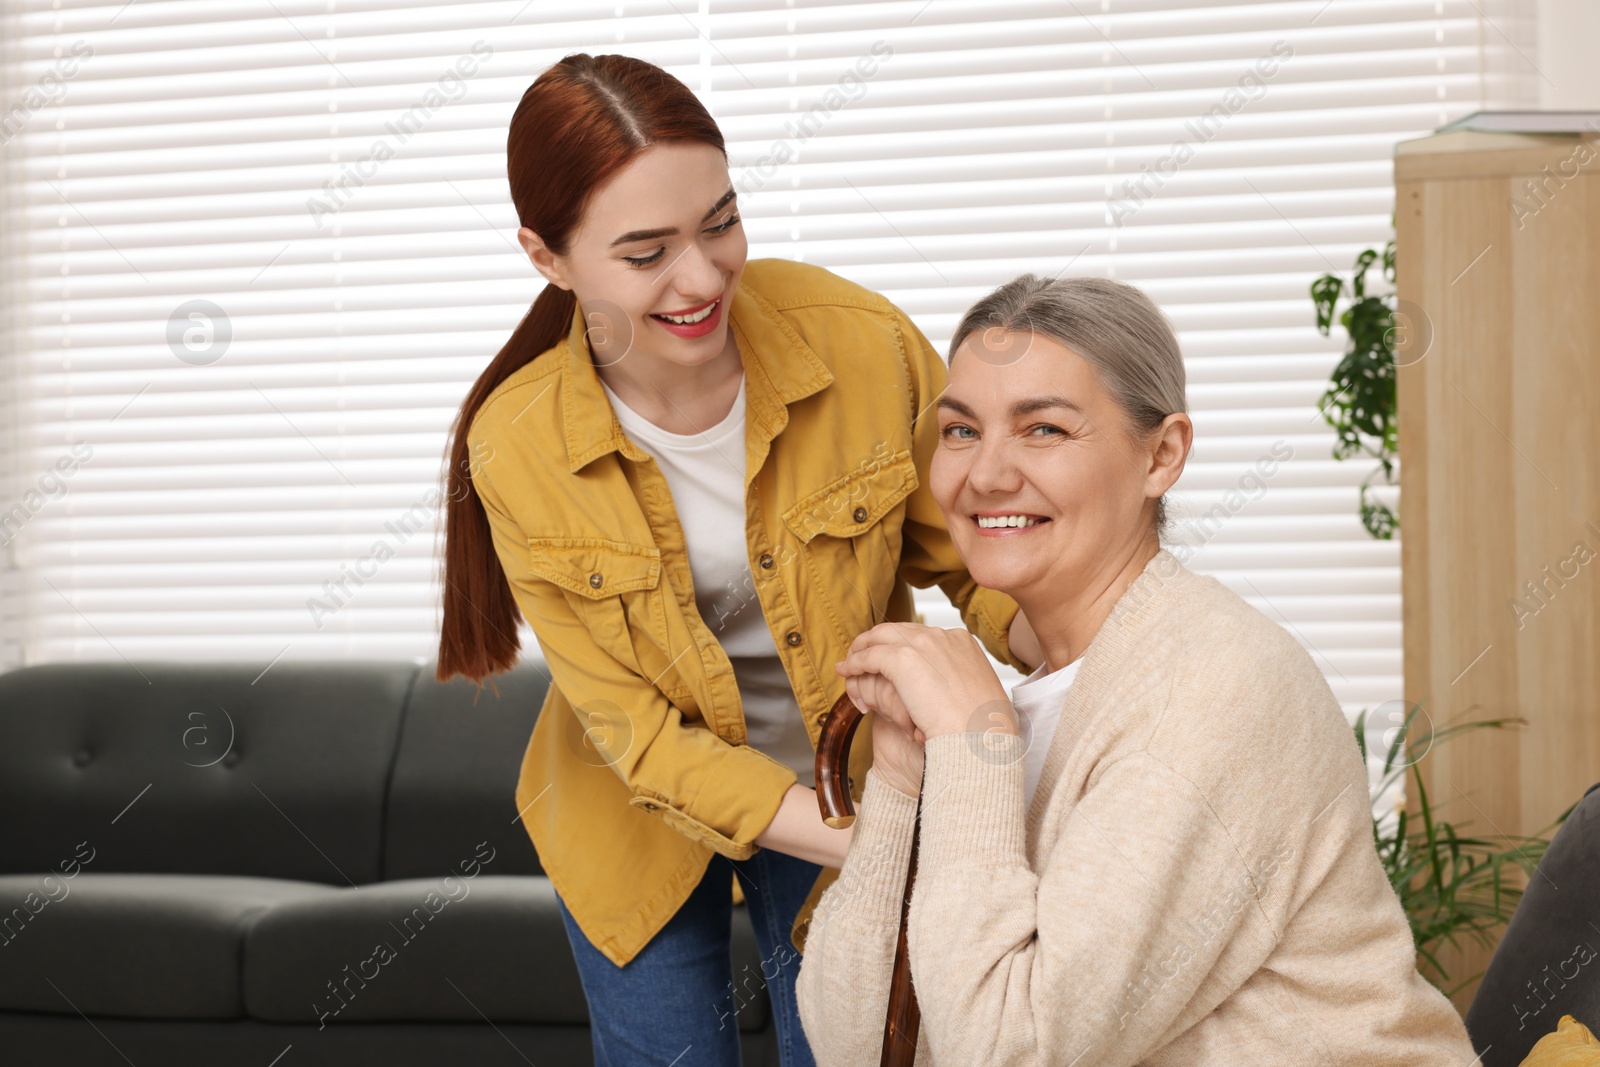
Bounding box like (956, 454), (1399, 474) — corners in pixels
(435, 54), (725, 684)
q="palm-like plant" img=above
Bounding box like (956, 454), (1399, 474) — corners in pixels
(1355, 704), (1576, 998)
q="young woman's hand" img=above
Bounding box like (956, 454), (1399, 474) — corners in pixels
(834, 622), (1018, 744)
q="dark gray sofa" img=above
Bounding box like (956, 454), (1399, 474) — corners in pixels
(1465, 779), (1600, 1067)
(0, 659), (782, 1065)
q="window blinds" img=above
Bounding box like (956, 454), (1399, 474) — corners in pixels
(0, 0), (1534, 749)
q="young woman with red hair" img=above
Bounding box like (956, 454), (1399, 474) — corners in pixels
(435, 53), (1040, 1066)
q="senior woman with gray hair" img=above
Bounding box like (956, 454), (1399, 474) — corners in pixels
(794, 274), (1478, 1065)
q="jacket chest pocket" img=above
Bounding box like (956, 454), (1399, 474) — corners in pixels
(781, 451), (918, 629)
(526, 537), (679, 690)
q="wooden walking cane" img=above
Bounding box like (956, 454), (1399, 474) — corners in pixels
(815, 690), (922, 1067)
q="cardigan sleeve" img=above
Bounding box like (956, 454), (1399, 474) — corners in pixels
(904, 734), (1284, 1067)
(796, 766), (934, 1066)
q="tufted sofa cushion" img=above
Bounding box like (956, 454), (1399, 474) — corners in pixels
(0, 661), (418, 885)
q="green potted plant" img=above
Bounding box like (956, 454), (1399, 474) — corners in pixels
(1355, 704), (1576, 996)
(1312, 242), (1400, 539)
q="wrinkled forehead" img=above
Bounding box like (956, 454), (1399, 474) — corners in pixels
(941, 363), (1107, 435)
(947, 328), (1099, 394)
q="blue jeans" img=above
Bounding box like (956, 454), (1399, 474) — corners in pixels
(554, 848), (823, 1067)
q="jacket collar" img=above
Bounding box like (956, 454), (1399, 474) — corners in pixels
(560, 278), (835, 475)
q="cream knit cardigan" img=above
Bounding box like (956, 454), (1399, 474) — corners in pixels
(795, 549), (1479, 1066)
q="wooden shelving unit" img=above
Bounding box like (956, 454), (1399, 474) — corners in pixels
(1394, 127), (1600, 1011)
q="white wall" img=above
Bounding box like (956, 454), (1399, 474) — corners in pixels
(1538, 0), (1600, 109)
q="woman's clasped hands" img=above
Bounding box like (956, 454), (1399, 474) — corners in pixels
(833, 622), (1020, 799)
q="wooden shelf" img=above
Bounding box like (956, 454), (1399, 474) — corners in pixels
(1394, 126), (1600, 1012)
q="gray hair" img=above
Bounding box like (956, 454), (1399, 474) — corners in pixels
(948, 274), (1188, 539)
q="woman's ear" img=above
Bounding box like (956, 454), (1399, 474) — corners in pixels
(518, 226), (572, 291)
(1144, 412), (1193, 500)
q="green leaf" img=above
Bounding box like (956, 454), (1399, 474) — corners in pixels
(1351, 248), (1379, 299)
(1311, 274), (1343, 335)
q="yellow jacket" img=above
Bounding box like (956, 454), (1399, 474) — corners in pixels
(467, 257), (1029, 967)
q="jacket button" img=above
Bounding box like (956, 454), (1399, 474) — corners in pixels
(786, 631), (802, 647)
(589, 572), (604, 588)
(759, 553), (774, 570)
(853, 506), (868, 523)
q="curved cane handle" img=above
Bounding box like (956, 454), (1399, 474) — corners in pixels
(813, 689), (923, 1066)
(815, 691), (863, 829)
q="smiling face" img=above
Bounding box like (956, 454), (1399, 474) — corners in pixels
(519, 140), (747, 369)
(931, 329), (1188, 601)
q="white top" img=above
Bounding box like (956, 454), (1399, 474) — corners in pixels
(599, 371), (816, 789)
(1007, 654), (1083, 808)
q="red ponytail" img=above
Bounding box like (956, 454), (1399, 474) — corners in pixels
(436, 54), (725, 683)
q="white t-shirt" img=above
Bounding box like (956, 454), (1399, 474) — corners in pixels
(599, 371), (816, 789)
(1007, 655), (1083, 809)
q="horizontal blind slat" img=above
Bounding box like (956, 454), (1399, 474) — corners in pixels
(0, 0), (1532, 731)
